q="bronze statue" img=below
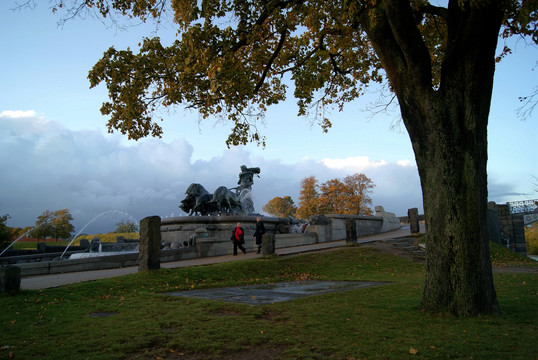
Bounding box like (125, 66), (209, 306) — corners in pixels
(180, 165), (260, 215)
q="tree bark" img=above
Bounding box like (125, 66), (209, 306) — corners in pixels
(361, 0), (503, 315)
(415, 94), (499, 315)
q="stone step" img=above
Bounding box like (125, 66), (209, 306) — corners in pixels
(385, 238), (412, 244)
(386, 238), (426, 258)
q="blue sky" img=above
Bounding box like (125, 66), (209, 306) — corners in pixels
(1, 2), (537, 234)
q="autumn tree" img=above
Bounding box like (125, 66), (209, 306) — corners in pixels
(263, 196), (297, 218)
(49, 0), (538, 316)
(114, 220), (139, 233)
(50, 209), (75, 239)
(30, 210), (54, 240)
(0, 212), (12, 251)
(319, 173), (374, 215)
(296, 176), (321, 219)
(31, 209), (74, 240)
(297, 174), (374, 217)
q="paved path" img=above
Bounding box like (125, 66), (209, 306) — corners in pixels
(21, 226), (420, 290)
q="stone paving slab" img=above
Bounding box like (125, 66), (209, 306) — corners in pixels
(166, 280), (388, 305)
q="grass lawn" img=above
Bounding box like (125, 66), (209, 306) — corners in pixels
(1, 244), (536, 359)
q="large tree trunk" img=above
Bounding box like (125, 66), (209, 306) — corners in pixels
(414, 94), (499, 315)
(362, 0), (504, 315)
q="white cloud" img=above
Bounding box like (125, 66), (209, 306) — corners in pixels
(0, 109), (56, 134)
(321, 155), (388, 171)
(397, 159), (412, 167)
(0, 110), (37, 118)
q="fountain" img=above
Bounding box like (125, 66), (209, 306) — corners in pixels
(60, 210), (138, 259)
(165, 165), (294, 254)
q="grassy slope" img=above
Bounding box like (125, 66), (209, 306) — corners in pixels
(1, 245), (536, 360)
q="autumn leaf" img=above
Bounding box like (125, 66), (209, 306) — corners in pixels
(409, 347), (419, 355)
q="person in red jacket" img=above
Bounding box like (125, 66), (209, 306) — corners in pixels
(231, 222), (247, 255)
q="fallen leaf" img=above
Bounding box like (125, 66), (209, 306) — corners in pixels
(409, 347), (419, 355)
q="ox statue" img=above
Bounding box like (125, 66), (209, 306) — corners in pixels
(180, 183), (214, 216)
(180, 183), (243, 215)
(209, 186), (242, 214)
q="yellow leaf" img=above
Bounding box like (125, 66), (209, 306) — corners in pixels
(409, 347), (419, 355)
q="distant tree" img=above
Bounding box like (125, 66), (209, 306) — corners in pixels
(296, 176), (321, 220)
(114, 220), (139, 233)
(30, 210), (54, 240)
(341, 173), (374, 215)
(0, 213), (12, 250)
(263, 196), (297, 218)
(525, 223), (538, 256)
(318, 174), (374, 215)
(30, 209), (75, 240)
(50, 209), (75, 240)
(10, 226), (32, 240)
(297, 174), (375, 218)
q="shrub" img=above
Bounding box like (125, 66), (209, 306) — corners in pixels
(525, 222), (538, 255)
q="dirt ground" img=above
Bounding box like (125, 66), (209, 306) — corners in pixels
(358, 239), (426, 263)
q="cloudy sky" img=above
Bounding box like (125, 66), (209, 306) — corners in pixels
(1, 2), (537, 234)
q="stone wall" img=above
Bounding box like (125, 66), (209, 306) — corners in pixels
(487, 202), (527, 255)
(323, 206), (401, 241)
(15, 208), (402, 277)
(161, 215), (288, 247)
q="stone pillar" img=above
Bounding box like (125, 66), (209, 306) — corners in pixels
(512, 214), (527, 255)
(261, 233), (275, 256)
(37, 242), (46, 252)
(487, 202), (501, 245)
(345, 219), (357, 244)
(138, 216), (161, 271)
(79, 239), (90, 250)
(1, 265), (21, 293)
(408, 208), (420, 234)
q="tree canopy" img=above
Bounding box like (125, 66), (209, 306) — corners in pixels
(0, 213), (12, 251)
(30, 209), (75, 240)
(114, 220), (139, 233)
(262, 196), (297, 217)
(296, 173), (374, 218)
(48, 0), (538, 316)
(38, 0), (533, 146)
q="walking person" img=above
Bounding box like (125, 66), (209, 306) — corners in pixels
(253, 216), (266, 254)
(231, 222), (247, 255)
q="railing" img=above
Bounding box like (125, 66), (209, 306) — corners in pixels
(508, 199), (538, 214)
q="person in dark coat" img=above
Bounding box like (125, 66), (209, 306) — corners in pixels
(253, 216), (266, 254)
(231, 222), (247, 255)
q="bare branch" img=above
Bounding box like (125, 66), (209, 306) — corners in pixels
(517, 85), (538, 120)
(255, 28), (287, 92)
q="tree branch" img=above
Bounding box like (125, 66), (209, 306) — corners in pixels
(255, 28), (288, 92)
